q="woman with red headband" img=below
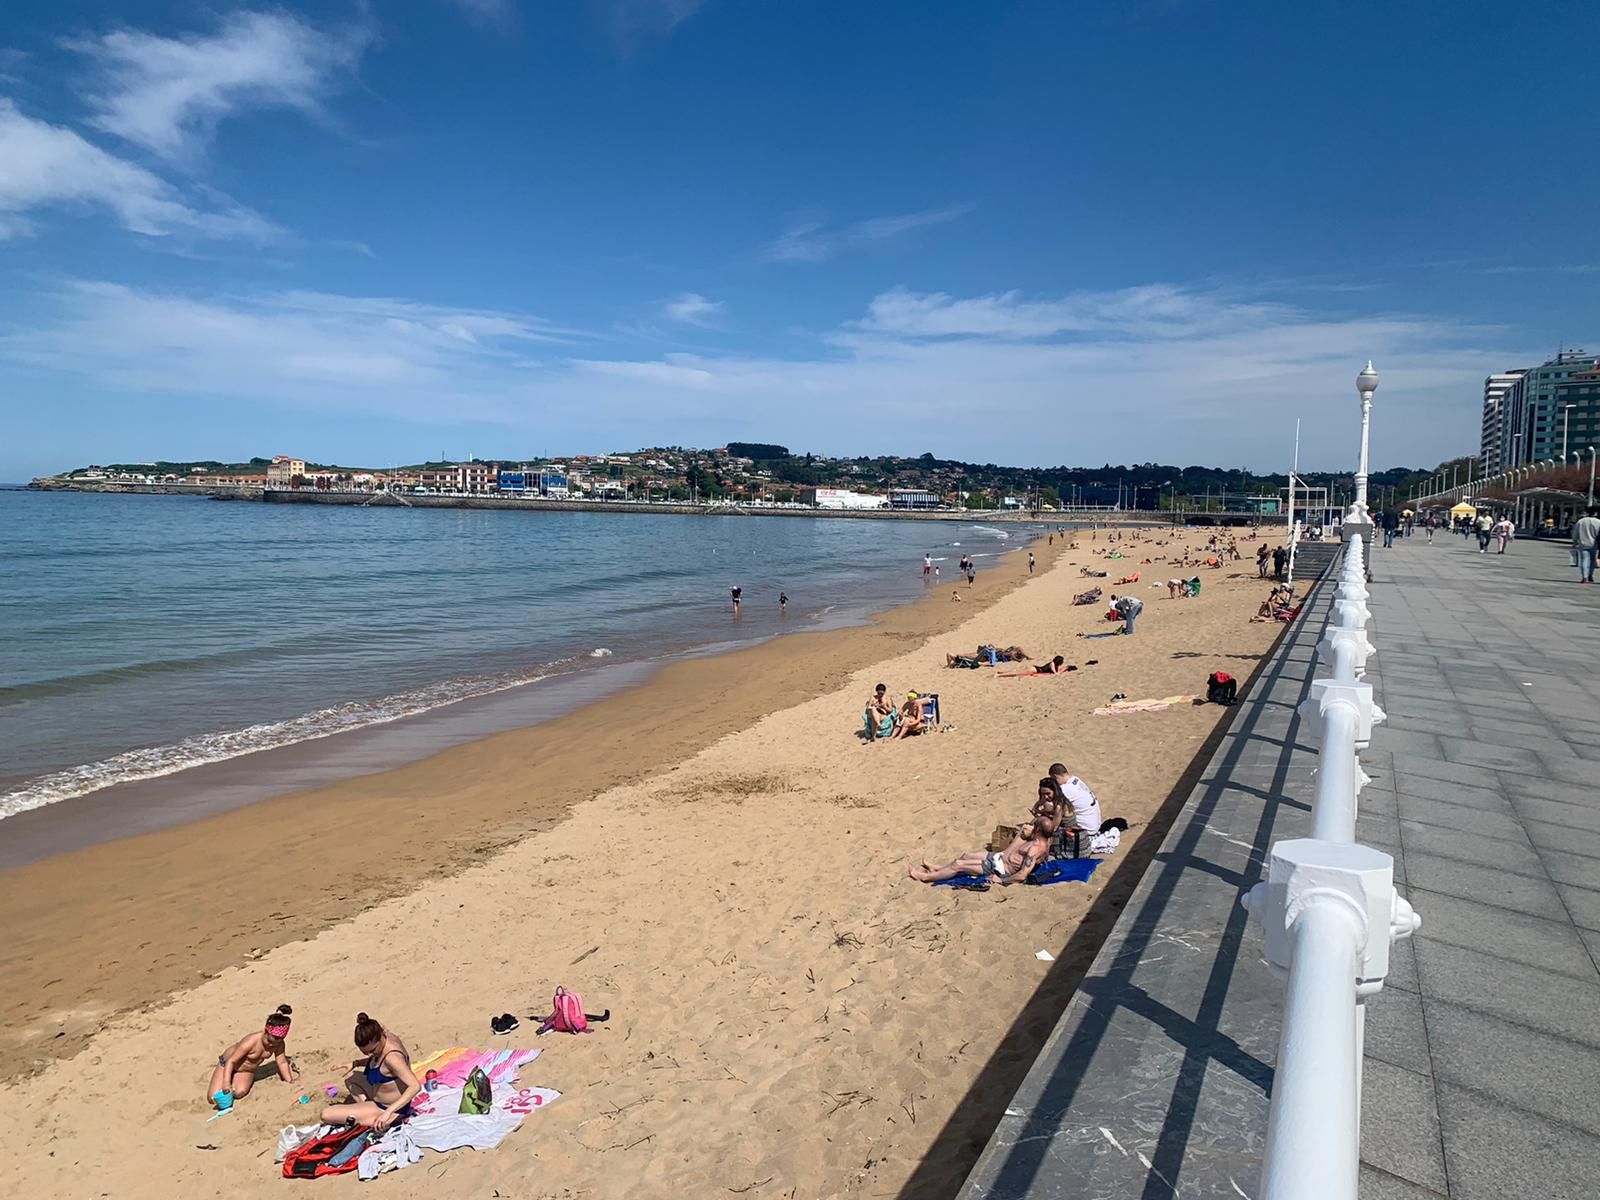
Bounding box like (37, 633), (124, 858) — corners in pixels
(206, 1003), (297, 1108)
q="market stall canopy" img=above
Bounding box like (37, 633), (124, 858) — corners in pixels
(1449, 502), (1477, 516)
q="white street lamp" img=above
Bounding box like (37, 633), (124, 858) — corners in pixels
(1589, 447), (1597, 506)
(1347, 361), (1378, 531)
(1563, 404), (1577, 462)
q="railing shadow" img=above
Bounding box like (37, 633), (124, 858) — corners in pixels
(893, 551), (1340, 1200)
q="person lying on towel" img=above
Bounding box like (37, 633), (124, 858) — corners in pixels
(910, 801), (1059, 885)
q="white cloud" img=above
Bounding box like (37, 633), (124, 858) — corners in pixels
(0, 278), (1518, 469)
(852, 283), (1296, 340)
(663, 292), (723, 326)
(763, 205), (969, 263)
(71, 10), (369, 161)
(0, 99), (277, 241)
(451, 0), (517, 27)
(0, 283), (573, 421)
(599, 0), (708, 41)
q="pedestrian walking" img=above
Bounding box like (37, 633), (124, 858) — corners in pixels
(1571, 507), (1600, 584)
(1475, 512), (1494, 553)
(1494, 515), (1514, 554)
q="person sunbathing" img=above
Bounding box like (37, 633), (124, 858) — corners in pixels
(888, 691), (926, 739)
(321, 1013), (422, 1134)
(910, 817), (1053, 885)
(946, 645), (1028, 668)
(863, 683), (896, 739)
(1003, 654), (1066, 675)
(207, 1004), (297, 1108)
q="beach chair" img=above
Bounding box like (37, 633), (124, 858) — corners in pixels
(1182, 578), (1202, 598)
(917, 693), (941, 727)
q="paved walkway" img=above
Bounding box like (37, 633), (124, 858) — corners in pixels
(957, 532), (1600, 1199)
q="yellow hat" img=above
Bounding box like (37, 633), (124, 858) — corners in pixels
(907, 691), (919, 700)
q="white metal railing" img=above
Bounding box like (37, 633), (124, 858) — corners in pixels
(1240, 364), (1422, 1200)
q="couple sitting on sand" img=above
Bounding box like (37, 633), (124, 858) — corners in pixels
(209, 1007), (421, 1134)
(910, 764), (1105, 884)
(1251, 584), (1297, 622)
(863, 682), (928, 741)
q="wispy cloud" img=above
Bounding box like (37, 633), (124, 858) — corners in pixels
(762, 204), (969, 263)
(0, 99), (277, 242)
(597, 0), (709, 43)
(0, 277), (1517, 468)
(70, 10), (370, 162)
(850, 283), (1296, 340)
(450, 0), (517, 29)
(663, 292), (723, 326)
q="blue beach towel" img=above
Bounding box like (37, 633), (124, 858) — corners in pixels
(931, 859), (1101, 887)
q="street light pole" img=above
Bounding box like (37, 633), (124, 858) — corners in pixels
(1348, 362), (1378, 529)
(1563, 404), (1576, 462)
(1589, 447), (1597, 506)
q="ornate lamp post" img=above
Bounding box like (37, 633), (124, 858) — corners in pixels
(1345, 361), (1378, 535)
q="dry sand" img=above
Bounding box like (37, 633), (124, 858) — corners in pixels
(0, 530), (1291, 1199)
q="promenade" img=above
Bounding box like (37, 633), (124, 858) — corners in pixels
(958, 530), (1600, 1199)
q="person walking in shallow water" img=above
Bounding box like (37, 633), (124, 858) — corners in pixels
(730, 584), (742, 615)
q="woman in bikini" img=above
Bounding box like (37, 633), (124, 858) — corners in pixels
(207, 1003), (297, 1107)
(321, 1013), (422, 1133)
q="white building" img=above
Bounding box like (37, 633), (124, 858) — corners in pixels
(1479, 371), (1526, 475)
(802, 487), (889, 510)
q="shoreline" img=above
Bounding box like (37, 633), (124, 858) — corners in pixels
(0, 532), (1052, 1075)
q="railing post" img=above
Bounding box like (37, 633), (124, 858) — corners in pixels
(1239, 361), (1422, 1200)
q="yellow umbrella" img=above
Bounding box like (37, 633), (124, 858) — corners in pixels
(1449, 502), (1476, 517)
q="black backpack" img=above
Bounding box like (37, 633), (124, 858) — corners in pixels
(1206, 672), (1237, 706)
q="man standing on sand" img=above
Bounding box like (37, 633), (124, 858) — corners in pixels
(1028, 551), (1035, 574)
(1572, 507), (1600, 583)
(1272, 544), (1288, 581)
(1256, 543), (1270, 578)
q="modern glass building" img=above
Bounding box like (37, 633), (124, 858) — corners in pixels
(1513, 351), (1599, 465)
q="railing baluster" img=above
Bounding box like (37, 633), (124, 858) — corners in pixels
(1240, 365), (1422, 1200)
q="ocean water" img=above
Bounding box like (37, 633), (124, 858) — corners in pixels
(0, 490), (1031, 821)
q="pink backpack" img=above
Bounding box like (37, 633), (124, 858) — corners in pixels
(539, 987), (609, 1034)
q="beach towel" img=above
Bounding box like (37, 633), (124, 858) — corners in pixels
(1079, 631), (1123, 640)
(930, 875), (991, 890)
(932, 859), (1099, 888)
(1024, 858), (1102, 885)
(1091, 694), (1197, 716)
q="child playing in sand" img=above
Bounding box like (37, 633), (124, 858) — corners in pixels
(911, 813), (1053, 885)
(207, 1003), (297, 1107)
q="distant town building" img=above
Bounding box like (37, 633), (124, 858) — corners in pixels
(890, 489), (941, 510)
(1479, 371), (1526, 474)
(266, 456), (306, 486)
(1554, 366), (1600, 461)
(418, 462), (498, 493)
(1487, 351), (1599, 469)
(801, 487), (889, 510)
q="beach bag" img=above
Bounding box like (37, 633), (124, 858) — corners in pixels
(1207, 672), (1237, 706)
(459, 1067), (493, 1114)
(542, 986), (592, 1034)
(989, 824), (1018, 852)
(281, 1125), (368, 1178)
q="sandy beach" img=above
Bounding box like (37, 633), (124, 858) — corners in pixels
(0, 529), (1294, 1198)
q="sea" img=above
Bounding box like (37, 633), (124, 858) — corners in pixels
(0, 489), (1036, 835)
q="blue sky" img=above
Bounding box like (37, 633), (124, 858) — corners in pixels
(2, 1), (1597, 481)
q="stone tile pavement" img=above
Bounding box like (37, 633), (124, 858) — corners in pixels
(956, 531), (1599, 1199)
